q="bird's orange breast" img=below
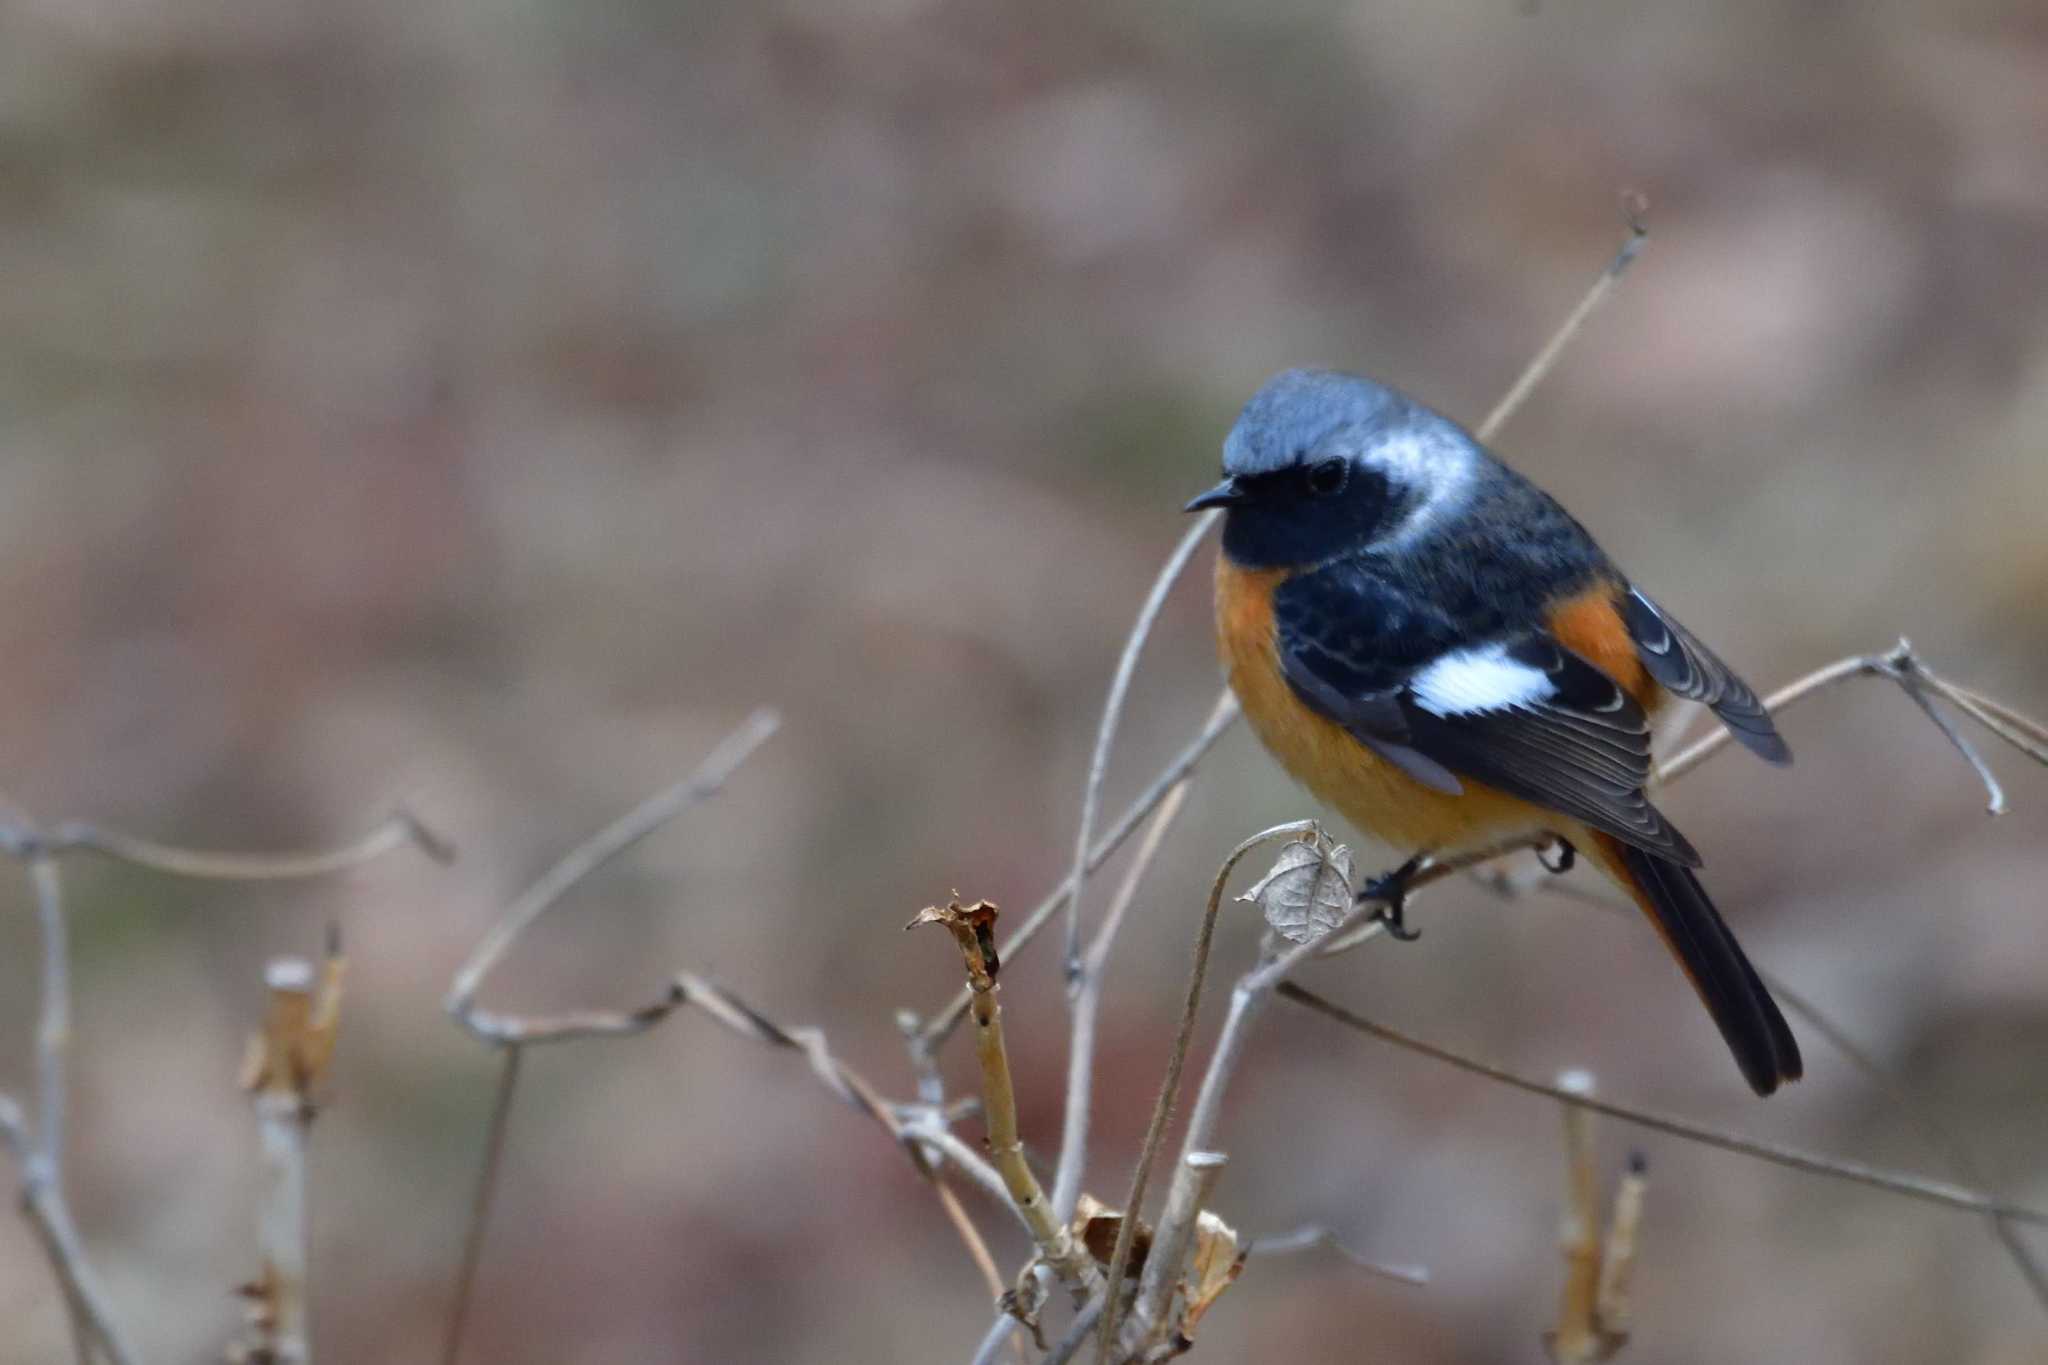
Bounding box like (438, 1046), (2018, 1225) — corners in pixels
(1216, 560), (1667, 857)
(1216, 558), (1545, 854)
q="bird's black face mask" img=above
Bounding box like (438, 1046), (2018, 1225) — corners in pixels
(1187, 456), (1401, 569)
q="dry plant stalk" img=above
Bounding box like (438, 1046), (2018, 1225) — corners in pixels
(1545, 1072), (1640, 1364)
(908, 899), (1102, 1307)
(1597, 1157), (1648, 1343)
(0, 812), (435, 1365)
(231, 939), (347, 1365)
(445, 708), (780, 1044)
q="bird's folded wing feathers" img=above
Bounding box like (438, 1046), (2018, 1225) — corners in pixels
(1623, 587), (1791, 765)
(1275, 575), (1701, 865)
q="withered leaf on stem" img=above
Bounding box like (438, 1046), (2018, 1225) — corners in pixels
(1074, 1193), (1151, 1275)
(1238, 835), (1355, 944)
(905, 897), (1003, 980)
(1180, 1209), (1248, 1339)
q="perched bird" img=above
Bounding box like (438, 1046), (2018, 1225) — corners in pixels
(1190, 369), (1801, 1096)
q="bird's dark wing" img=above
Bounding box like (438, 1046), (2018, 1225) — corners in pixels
(1273, 567), (1700, 865)
(1622, 588), (1790, 765)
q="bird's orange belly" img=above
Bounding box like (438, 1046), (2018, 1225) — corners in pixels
(1216, 559), (1552, 856)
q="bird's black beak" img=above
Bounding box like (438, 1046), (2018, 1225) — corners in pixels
(1183, 477), (1245, 513)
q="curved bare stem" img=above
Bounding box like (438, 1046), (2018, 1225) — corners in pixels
(1093, 821), (1317, 1362)
(446, 709), (779, 1041)
(46, 807), (451, 879)
(1278, 983), (2048, 1228)
(1062, 513), (1221, 975)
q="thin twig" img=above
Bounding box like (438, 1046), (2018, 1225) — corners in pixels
(662, 971), (1012, 1300)
(1128, 840), (1405, 1351)
(1890, 653), (2006, 813)
(0, 856), (144, 1365)
(1063, 513), (1221, 977)
(1938, 682), (2048, 764)
(441, 1044), (523, 1365)
(1242, 1225), (1429, 1286)
(1479, 862), (2048, 1315)
(1652, 639), (2047, 804)
(895, 1118), (1030, 1225)
(31, 857), (68, 1186)
(1094, 821), (1316, 1362)
(1042, 1297), (1107, 1365)
(446, 708), (779, 1043)
(1054, 722), (1212, 1222)
(1764, 976), (2048, 1310)
(1475, 195), (1650, 445)
(1276, 983), (2048, 1227)
(31, 809), (453, 880)
(1100, 829), (1552, 1361)
(919, 695), (1242, 1051)
(931, 1177), (1013, 1317)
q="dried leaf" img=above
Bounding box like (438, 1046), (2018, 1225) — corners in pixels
(905, 897), (1003, 978)
(1180, 1209), (1247, 1338)
(1238, 836), (1355, 944)
(1074, 1193), (1151, 1275)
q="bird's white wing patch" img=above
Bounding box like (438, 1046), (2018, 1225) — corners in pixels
(1409, 643), (1554, 717)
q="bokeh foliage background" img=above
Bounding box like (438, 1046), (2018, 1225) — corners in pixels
(2, 1), (2046, 1361)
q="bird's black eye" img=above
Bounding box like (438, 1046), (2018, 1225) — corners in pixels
(1305, 458), (1349, 497)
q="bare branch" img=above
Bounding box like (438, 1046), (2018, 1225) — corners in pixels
(1276, 982), (2048, 1227)
(1654, 640), (2047, 801)
(1041, 1297), (1107, 1365)
(1242, 1225), (1429, 1286)
(1480, 860), (2048, 1314)
(1063, 514), (1222, 974)
(1763, 975), (2048, 1311)
(1936, 681), (2048, 765)
(919, 694), (1242, 1050)
(1094, 821), (1317, 1361)
(446, 709), (779, 1042)
(894, 1118), (1028, 1225)
(31, 857), (68, 1180)
(39, 808), (452, 880)
(1476, 195), (1650, 445)
(1127, 837), (1395, 1353)
(0, 857), (144, 1365)
(439, 1045), (521, 1365)
(661, 971), (1012, 1301)
(1054, 732), (1209, 1222)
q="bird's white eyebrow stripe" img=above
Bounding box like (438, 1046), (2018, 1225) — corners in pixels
(1409, 643), (1555, 717)
(1368, 427), (1477, 545)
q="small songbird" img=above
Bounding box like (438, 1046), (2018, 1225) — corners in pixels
(1190, 369), (1802, 1095)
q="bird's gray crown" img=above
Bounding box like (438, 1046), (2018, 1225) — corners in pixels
(1221, 368), (1406, 477)
(1223, 368), (1481, 515)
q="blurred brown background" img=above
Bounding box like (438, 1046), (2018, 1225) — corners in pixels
(2, 1), (2046, 1361)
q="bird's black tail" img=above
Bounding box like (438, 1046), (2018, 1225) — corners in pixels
(1591, 833), (1803, 1097)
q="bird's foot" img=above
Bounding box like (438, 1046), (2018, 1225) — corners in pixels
(1538, 838), (1577, 875)
(1360, 853), (1426, 942)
